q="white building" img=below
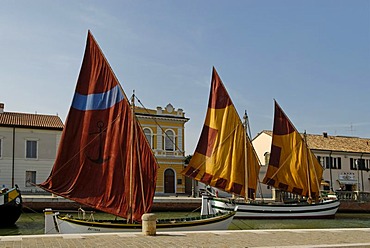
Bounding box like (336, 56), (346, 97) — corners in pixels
(252, 130), (370, 198)
(0, 103), (63, 193)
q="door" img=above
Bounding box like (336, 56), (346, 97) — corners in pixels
(164, 169), (175, 193)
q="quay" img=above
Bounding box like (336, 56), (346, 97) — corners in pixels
(22, 195), (202, 212)
(22, 194), (370, 213)
(1, 228), (370, 247)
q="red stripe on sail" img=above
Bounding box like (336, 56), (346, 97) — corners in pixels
(215, 178), (227, 190)
(231, 183), (243, 195)
(201, 173), (213, 185)
(208, 67), (232, 109)
(184, 166), (200, 178)
(278, 183), (289, 191)
(269, 145), (282, 168)
(273, 102), (295, 135)
(292, 187), (303, 195)
(194, 125), (218, 157)
(264, 178), (276, 187)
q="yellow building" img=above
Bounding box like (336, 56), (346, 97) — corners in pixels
(135, 103), (189, 195)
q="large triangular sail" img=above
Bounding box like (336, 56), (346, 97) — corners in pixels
(182, 67), (260, 199)
(39, 31), (158, 222)
(262, 100), (323, 201)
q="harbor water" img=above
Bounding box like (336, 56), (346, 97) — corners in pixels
(1, 212), (370, 236)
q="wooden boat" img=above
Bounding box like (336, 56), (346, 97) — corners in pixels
(38, 31), (235, 234)
(0, 185), (22, 227)
(182, 68), (339, 218)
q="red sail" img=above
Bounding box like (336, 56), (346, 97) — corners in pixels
(39, 31), (157, 222)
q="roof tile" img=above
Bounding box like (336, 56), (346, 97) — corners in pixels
(260, 130), (370, 153)
(0, 112), (64, 130)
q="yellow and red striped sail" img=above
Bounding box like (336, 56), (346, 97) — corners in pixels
(262, 101), (323, 201)
(182, 67), (260, 199)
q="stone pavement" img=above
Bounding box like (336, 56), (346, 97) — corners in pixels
(1, 228), (370, 248)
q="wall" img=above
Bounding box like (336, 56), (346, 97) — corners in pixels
(0, 126), (61, 192)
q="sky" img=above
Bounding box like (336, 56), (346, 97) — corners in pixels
(1, 1), (369, 155)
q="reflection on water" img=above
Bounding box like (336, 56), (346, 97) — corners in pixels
(1, 212), (370, 236)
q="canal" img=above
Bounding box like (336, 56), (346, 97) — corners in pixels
(1, 212), (370, 236)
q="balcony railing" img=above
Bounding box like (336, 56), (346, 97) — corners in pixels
(335, 191), (370, 202)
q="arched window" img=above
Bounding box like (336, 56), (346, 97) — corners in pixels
(264, 152), (270, 166)
(164, 130), (175, 151)
(143, 128), (153, 148)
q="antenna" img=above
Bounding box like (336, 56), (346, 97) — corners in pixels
(346, 123), (356, 136)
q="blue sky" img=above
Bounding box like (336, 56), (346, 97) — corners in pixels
(1, 1), (369, 155)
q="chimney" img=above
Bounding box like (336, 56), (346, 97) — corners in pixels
(323, 132), (328, 138)
(0, 103), (4, 114)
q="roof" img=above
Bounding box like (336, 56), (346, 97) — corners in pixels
(258, 130), (370, 154)
(0, 112), (64, 130)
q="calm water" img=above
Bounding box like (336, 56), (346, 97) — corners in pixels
(1, 212), (370, 236)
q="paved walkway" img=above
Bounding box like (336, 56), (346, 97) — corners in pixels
(1, 228), (370, 248)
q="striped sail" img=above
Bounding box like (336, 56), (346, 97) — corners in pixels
(182, 67), (260, 199)
(262, 100), (323, 201)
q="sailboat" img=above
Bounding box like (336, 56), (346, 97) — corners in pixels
(182, 68), (340, 218)
(38, 31), (235, 234)
(0, 185), (22, 227)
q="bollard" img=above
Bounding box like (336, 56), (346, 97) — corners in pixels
(142, 213), (157, 236)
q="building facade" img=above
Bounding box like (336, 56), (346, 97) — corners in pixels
(0, 103), (63, 193)
(252, 130), (370, 198)
(135, 103), (189, 195)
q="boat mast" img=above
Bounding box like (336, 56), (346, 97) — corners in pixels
(304, 131), (313, 203)
(128, 90), (135, 224)
(243, 111), (249, 201)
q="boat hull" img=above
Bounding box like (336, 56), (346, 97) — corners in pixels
(44, 210), (235, 234)
(0, 186), (22, 227)
(210, 197), (340, 218)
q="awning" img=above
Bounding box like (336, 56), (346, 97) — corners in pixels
(337, 179), (357, 185)
(321, 181), (330, 186)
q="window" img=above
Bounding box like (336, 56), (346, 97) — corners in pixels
(351, 158), (370, 171)
(26, 140), (38, 159)
(350, 158), (356, 170)
(143, 128), (153, 148)
(264, 152), (270, 166)
(164, 130), (175, 151)
(26, 171), (36, 187)
(323, 156), (341, 169)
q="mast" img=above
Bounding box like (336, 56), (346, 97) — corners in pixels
(304, 131), (312, 202)
(134, 95), (148, 213)
(243, 111), (249, 200)
(128, 90), (135, 224)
